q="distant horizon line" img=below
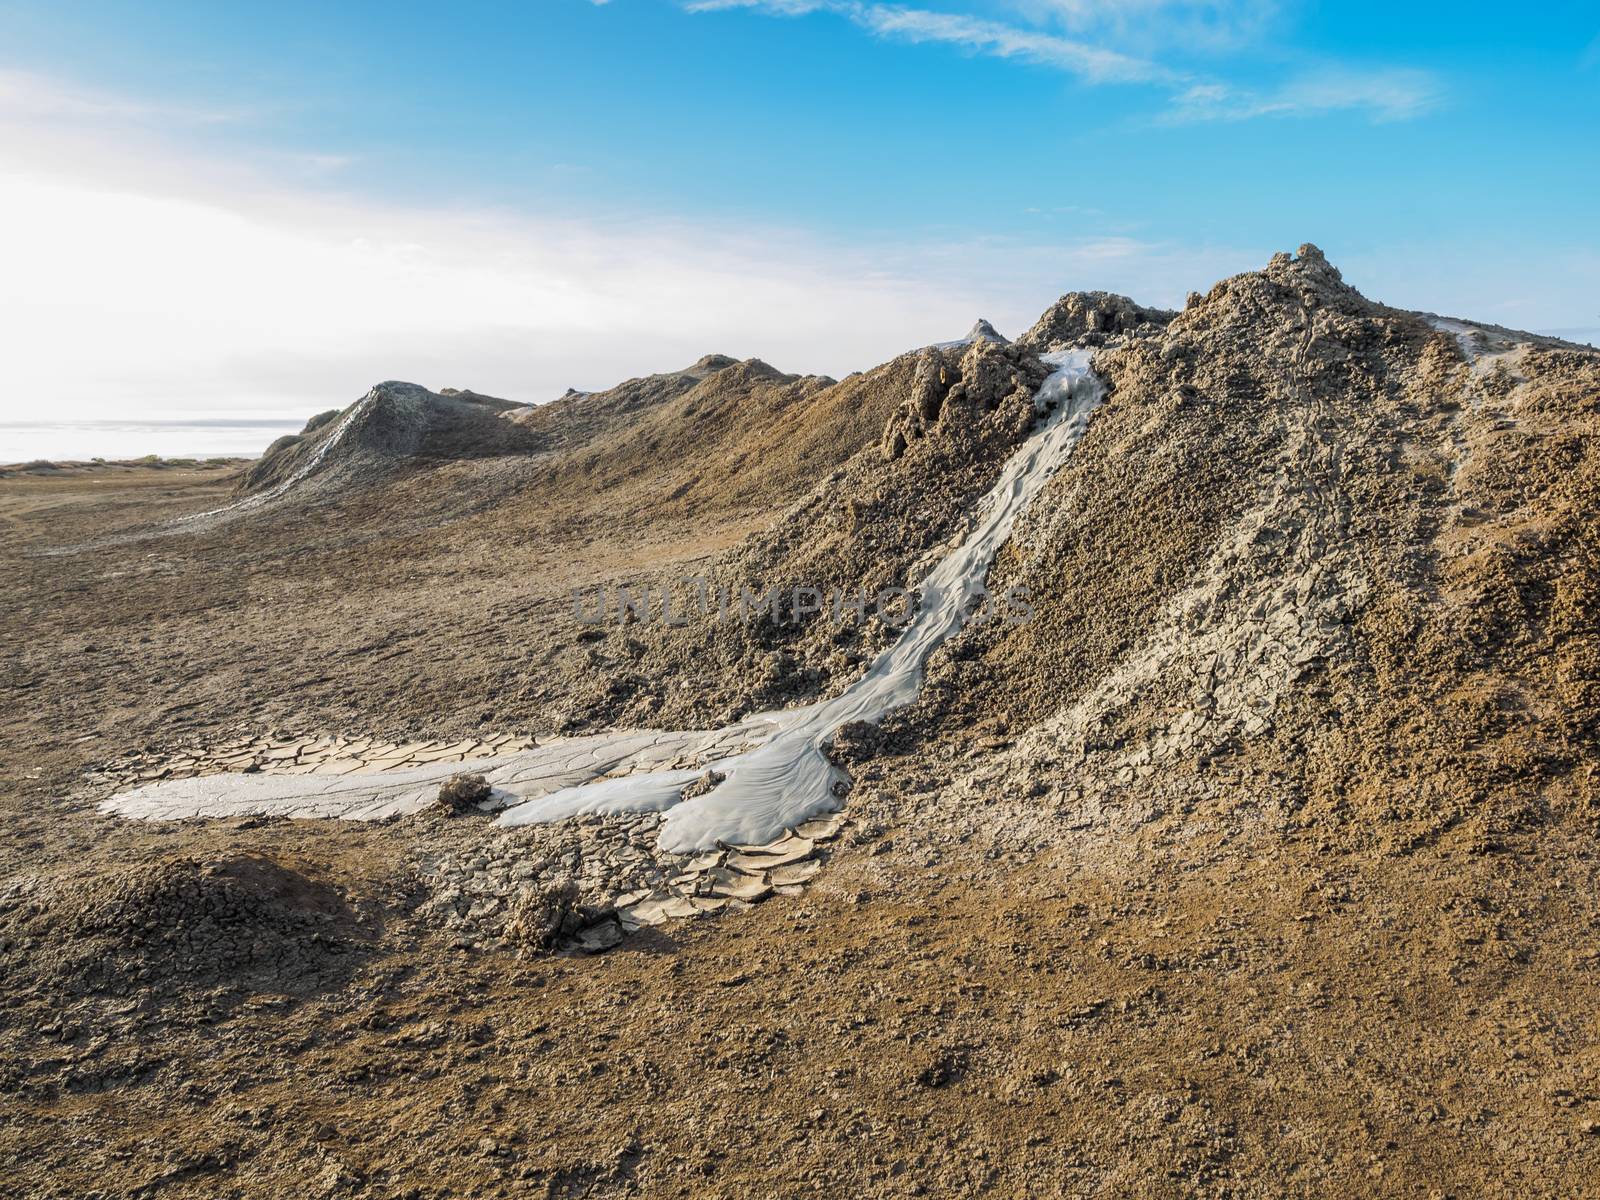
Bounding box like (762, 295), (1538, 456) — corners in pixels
(6, 315), (1599, 433)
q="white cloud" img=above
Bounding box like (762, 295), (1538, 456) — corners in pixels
(0, 67), (240, 125)
(1167, 67), (1443, 122)
(996, 0), (1282, 58)
(687, 1), (1165, 81)
(855, 6), (1167, 82)
(684, 0), (835, 13)
(684, 2), (1441, 121)
(0, 165), (966, 417)
(0, 71), (1264, 421)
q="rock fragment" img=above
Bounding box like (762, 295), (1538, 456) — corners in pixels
(437, 772), (491, 814)
(504, 878), (579, 953)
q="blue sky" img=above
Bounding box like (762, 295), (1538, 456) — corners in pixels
(1, 0), (1596, 417)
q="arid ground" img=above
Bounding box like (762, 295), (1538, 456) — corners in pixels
(4, 248), (1600, 1198)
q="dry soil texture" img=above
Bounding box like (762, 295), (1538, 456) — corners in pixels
(3, 248), (1600, 1199)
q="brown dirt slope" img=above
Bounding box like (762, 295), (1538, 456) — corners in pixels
(2, 247), (1600, 1198)
(931, 244), (1600, 855)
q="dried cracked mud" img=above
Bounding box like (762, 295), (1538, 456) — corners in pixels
(4, 247), (1600, 1198)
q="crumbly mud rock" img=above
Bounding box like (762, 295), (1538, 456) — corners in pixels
(437, 772), (491, 814)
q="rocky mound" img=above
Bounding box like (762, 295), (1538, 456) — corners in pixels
(517, 243), (1600, 880)
(918, 244), (1600, 860)
(500, 354), (746, 451)
(0, 854), (371, 993)
(487, 352), (893, 536)
(1016, 289), (1173, 350)
(147, 246), (1600, 814)
(960, 318), (1009, 345)
(237, 381), (540, 497)
(228, 355), (850, 521)
(540, 335), (1059, 728)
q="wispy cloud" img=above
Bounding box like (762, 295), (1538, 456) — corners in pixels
(0, 67), (241, 125)
(683, 1), (1442, 122)
(1009, 0), (1281, 53)
(1167, 68), (1443, 123)
(854, 6), (1167, 82)
(685, 1), (1166, 83)
(684, 0), (834, 13)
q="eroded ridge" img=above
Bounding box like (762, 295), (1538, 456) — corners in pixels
(178, 389), (381, 523)
(101, 352), (1106, 852)
(500, 349), (1105, 851)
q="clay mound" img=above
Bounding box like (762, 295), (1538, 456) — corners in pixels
(911, 243), (1600, 858)
(536, 242), (1600, 866)
(963, 318), (1009, 345)
(174, 349), (861, 544)
(1016, 289), (1174, 351)
(0, 854), (370, 992)
(438, 386), (517, 404)
(501, 354), (750, 452)
(491, 352), (857, 531)
(238, 381), (540, 497)
(546, 335), (1056, 728)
